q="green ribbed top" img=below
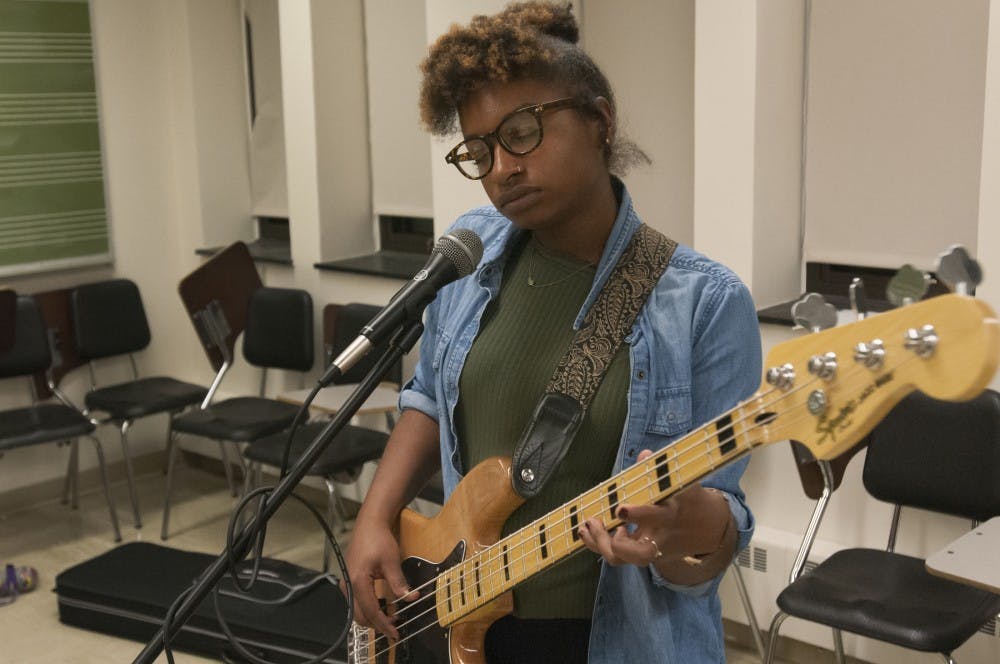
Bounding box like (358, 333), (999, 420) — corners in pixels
(456, 236), (629, 619)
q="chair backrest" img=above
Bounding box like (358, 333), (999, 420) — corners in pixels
(243, 287), (314, 372)
(863, 389), (1000, 523)
(72, 278), (151, 360)
(0, 295), (51, 379)
(324, 303), (403, 387)
(788, 438), (869, 501)
(0, 288), (15, 351)
(178, 242), (262, 371)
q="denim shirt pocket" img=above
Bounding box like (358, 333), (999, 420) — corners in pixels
(646, 385), (693, 437)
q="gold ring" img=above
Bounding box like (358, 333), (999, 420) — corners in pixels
(639, 536), (663, 560)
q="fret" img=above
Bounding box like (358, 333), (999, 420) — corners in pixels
(474, 559), (482, 598)
(459, 564), (467, 606)
(606, 482), (619, 520)
(715, 413), (736, 455)
(654, 451), (671, 492)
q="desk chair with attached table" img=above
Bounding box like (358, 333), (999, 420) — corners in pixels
(0, 295), (121, 541)
(764, 390), (1000, 664)
(162, 286), (314, 540)
(242, 303), (403, 570)
(70, 278), (208, 529)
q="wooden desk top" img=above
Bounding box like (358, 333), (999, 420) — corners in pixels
(277, 384), (399, 416)
(925, 516), (1000, 594)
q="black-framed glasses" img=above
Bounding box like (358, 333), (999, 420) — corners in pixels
(445, 97), (580, 180)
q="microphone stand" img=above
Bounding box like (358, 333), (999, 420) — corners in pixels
(132, 319), (425, 664)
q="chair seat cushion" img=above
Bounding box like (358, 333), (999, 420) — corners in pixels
(84, 377), (208, 419)
(243, 421), (388, 477)
(777, 548), (1000, 653)
(172, 397), (300, 442)
(0, 404), (96, 451)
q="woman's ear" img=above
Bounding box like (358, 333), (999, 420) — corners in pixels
(594, 96), (615, 146)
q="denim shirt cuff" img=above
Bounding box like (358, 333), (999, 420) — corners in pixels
(648, 491), (750, 596)
(398, 385), (439, 423)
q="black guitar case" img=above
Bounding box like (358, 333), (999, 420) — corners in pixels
(54, 542), (348, 663)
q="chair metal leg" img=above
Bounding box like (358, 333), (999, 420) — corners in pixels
(164, 414), (176, 474)
(119, 420), (143, 528)
(764, 611), (790, 664)
(61, 439), (79, 506)
(87, 436), (122, 542)
(939, 654), (956, 664)
(832, 628), (845, 664)
(730, 562), (767, 660)
(161, 431), (180, 540)
(218, 441), (237, 496)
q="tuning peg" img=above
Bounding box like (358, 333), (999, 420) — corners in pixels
(849, 277), (868, 320)
(791, 293), (838, 333)
(935, 245), (981, 296)
(886, 265), (931, 307)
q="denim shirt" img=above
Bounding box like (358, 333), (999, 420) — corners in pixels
(399, 184), (762, 663)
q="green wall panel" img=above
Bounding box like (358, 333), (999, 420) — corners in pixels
(0, 0), (109, 275)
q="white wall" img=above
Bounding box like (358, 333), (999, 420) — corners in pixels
(581, 0), (695, 245)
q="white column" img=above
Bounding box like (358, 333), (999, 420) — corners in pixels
(693, 0), (804, 308)
(425, 0), (505, 235)
(978, 0), (1000, 390)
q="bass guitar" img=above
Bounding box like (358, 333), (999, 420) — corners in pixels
(348, 293), (999, 664)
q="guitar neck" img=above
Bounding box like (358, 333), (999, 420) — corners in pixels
(434, 402), (761, 626)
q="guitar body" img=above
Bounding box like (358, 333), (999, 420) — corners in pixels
(350, 457), (523, 664)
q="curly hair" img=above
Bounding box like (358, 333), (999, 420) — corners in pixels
(419, 1), (649, 175)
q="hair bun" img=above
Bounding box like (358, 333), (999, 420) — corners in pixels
(499, 1), (579, 45)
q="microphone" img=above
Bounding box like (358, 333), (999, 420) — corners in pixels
(323, 228), (483, 384)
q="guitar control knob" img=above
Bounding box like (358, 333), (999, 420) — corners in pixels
(765, 363), (795, 390)
(904, 325), (938, 358)
(854, 339), (885, 369)
(807, 352), (838, 380)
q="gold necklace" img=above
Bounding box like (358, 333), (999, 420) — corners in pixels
(526, 242), (594, 288)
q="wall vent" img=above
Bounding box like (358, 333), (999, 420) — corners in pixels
(802, 560), (819, 576)
(978, 615), (998, 637)
(737, 544), (769, 573)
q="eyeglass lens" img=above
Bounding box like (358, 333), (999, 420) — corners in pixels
(453, 109), (542, 179)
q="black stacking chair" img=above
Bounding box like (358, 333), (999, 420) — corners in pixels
(71, 278), (208, 529)
(162, 287), (314, 540)
(764, 390), (1000, 664)
(242, 303), (402, 570)
(0, 295), (121, 541)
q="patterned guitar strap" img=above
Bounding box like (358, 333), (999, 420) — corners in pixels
(511, 224), (677, 499)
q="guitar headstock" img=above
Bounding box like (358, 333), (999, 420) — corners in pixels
(753, 294), (999, 460)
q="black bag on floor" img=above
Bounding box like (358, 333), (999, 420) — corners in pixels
(55, 542), (347, 663)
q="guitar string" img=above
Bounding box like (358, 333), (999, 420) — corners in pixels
(361, 353), (908, 659)
(363, 350), (935, 659)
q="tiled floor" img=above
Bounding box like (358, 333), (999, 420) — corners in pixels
(0, 466), (783, 663)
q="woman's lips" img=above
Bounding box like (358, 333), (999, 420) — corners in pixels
(497, 185), (541, 214)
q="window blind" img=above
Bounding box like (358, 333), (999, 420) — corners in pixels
(0, 0), (110, 277)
